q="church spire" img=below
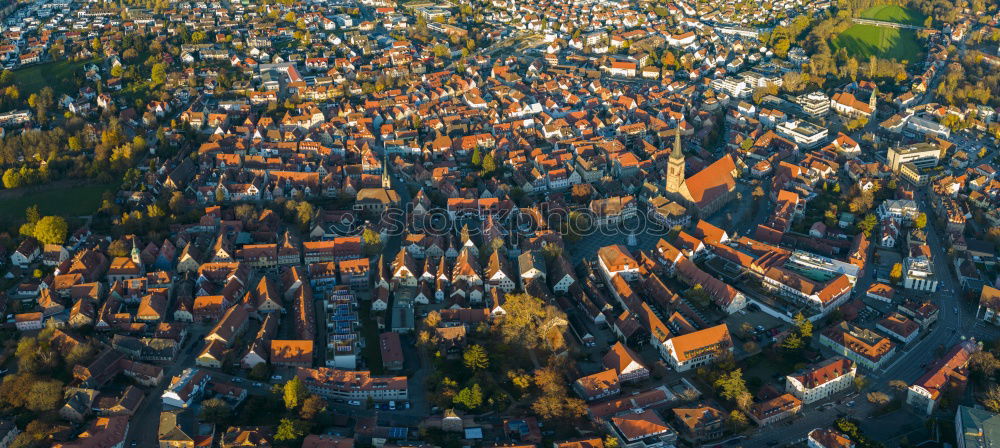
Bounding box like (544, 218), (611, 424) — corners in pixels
(381, 151), (392, 189)
(665, 126), (686, 195)
(671, 125), (683, 160)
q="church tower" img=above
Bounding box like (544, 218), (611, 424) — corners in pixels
(131, 238), (144, 274)
(381, 152), (392, 189)
(665, 127), (685, 194)
(868, 84), (878, 111)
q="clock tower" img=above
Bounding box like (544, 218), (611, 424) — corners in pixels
(665, 127), (685, 195)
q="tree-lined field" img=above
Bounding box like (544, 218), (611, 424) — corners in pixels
(833, 24), (923, 61)
(0, 183), (110, 223)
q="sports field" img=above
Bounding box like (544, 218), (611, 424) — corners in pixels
(832, 24), (922, 61)
(859, 5), (927, 26)
(11, 58), (99, 96)
(0, 183), (111, 223)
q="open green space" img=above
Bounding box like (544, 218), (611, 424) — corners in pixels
(859, 5), (927, 26)
(11, 58), (98, 96)
(832, 24), (923, 61)
(0, 183), (112, 222)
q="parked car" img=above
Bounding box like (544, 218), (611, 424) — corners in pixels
(348, 400), (361, 406)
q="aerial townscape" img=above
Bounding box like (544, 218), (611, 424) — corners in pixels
(1, 0), (1000, 446)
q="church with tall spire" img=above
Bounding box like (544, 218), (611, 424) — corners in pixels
(663, 126), (740, 217)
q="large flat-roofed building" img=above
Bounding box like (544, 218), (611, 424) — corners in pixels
(776, 120), (828, 149)
(888, 143), (944, 186)
(888, 143), (942, 172)
(795, 92), (830, 118)
(907, 114), (951, 139)
(956, 405), (1000, 448)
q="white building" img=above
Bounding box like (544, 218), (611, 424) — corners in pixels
(776, 120), (829, 150)
(661, 324), (732, 372)
(904, 253), (939, 292)
(785, 357), (856, 404)
(597, 245), (640, 283)
(876, 199), (920, 224)
(161, 368), (210, 408)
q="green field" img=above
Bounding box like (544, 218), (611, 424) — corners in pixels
(833, 24), (923, 61)
(0, 183), (112, 223)
(11, 58), (98, 96)
(859, 5), (927, 26)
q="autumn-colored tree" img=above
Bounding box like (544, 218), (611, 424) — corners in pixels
(866, 391), (890, 406)
(463, 344), (489, 371)
(495, 293), (567, 353)
(300, 395), (326, 420)
(984, 385), (1000, 413)
(889, 263), (903, 284)
(714, 369), (752, 411)
(453, 383), (483, 410)
(970, 351), (1000, 380)
(283, 377), (308, 410)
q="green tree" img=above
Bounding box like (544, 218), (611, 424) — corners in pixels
(2, 168), (23, 189)
(727, 409), (750, 432)
(151, 63), (167, 86)
(782, 333), (804, 351)
(26, 379), (63, 411)
(283, 377), (308, 410)
(463, 344), (489, 371)
(25, 205), (40, 224)
(453, 383), (483, 410)
(481, 152), (496, 174)
(362, 228), (382, 256)
(858, 213), (877, 237)
(914, 213), (927, 229)
(714, 369), (752, 410)
(495, 293), (567, 353)
(471, 148), (482, 166)
(275, 418), (307, 442)
(853, 374), (869, 392)
(64, 342), (96, 367)
(32, 216), (68, 245)
(295, 201), (313, 230)
(794, 312), (813, 339)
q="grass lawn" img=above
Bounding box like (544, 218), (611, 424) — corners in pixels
(860, 5), (927, 26)
(0, 183), (112, 223)
(12, 58), (98, 96)
(833, 24), (923, 62)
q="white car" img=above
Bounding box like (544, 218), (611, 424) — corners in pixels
(348, 400), (361, 406)
(389, 401), (396, 410)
